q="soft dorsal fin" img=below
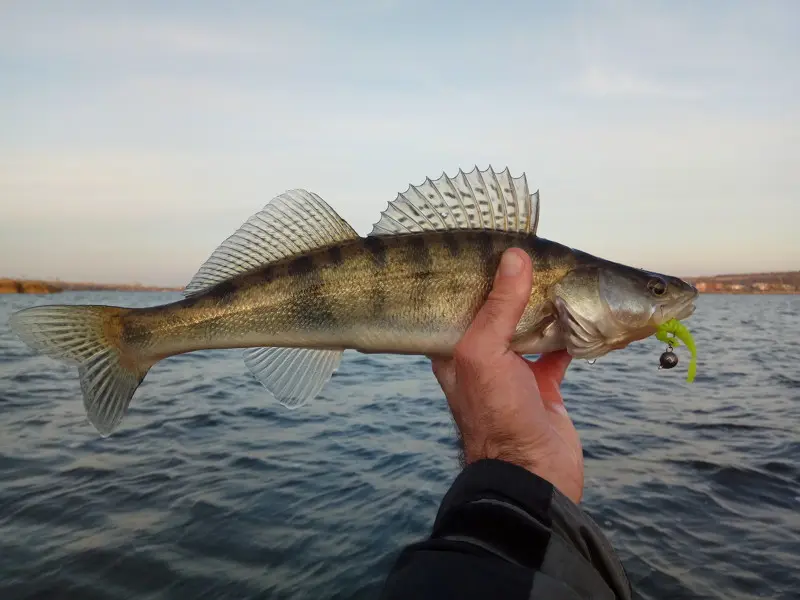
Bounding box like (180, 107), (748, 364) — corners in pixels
(184, 189), (359, 297)
(368, 165), (540, 237)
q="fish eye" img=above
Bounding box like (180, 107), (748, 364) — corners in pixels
(647, 277), (668, 297)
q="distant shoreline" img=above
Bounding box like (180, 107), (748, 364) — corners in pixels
(684, 271), (798, 295)
(0, 279), (182, 295)
(694, 290), (798, 295)
(2, 271), (798, 295)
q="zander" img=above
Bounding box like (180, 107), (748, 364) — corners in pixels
(9, 166), (698, 436)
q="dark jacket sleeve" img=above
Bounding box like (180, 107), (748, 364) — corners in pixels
(379, 459), (632, 600)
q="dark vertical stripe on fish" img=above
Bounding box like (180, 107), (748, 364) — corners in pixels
(328, 245), (344, 266)
(408, 236), (432, 280)
(289, 271), (335, 330)
(121, 318), (151, 347)
(207, 279), (238, 305)
(475, 231), (497, 282)
(370, 284), (387, 318)
(363, 236), (388, 268)
(406, 236), (432, 318)
(288, 256), (314, 278)
(442, 231), (460, 257)
(525, 235), (560, 271)
(523, 234), (539, 254)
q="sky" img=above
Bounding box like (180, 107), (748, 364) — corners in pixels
(1, 0), (798, 286)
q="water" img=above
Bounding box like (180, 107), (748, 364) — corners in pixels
(0, 293), (798, 600)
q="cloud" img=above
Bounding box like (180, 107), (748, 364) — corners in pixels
(574, 67), (704, 99)
(0, 1), (797, 282)
(0, 12), (318, 62)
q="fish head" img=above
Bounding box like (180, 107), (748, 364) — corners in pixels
(551, 260), (698, 359)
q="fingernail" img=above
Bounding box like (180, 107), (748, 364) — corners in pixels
(499, 250), (523, 277)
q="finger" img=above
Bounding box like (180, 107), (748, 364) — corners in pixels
(430, 356), (457, 392)
(460, 248), (533, 355)
(532, 350), (572, 386)
(529, 350), (572, 410)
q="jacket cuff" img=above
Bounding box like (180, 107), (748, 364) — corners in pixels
(430, 459), (632, 599)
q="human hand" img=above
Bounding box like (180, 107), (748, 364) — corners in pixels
(431, 248), (584, 503)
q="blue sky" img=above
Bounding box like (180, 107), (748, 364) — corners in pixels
(1, 0), (798, 285)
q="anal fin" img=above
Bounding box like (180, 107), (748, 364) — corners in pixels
(243, 347), (343, 408)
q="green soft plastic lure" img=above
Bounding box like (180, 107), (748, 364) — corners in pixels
(655, 319), (697, 382)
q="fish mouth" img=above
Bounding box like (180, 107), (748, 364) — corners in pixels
(657, 288), (698, 324)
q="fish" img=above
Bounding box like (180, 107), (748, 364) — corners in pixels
(8, 166), (699, 436)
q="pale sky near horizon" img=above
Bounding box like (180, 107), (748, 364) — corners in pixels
(1, 1), (798, 286)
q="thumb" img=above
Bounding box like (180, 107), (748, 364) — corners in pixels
(461, 248), (533, 353)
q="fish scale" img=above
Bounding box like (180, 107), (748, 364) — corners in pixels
(8, 165), (698, 436)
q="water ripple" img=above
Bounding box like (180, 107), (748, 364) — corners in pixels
(0, 292), (798, 599)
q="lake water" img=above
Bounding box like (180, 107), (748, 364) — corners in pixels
(0, 292), (797, 599)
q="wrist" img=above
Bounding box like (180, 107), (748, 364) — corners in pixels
(463, 436), (545, 477)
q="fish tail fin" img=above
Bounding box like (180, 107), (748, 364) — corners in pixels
(8, 305), (150, 436)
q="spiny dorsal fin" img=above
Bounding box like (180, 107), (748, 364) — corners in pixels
(184, 189), (359, 297)
(368, 165), (539, 237)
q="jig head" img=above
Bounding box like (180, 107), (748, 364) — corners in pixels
(659, 344), (679, 370)
(654, 319), (697, 382)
